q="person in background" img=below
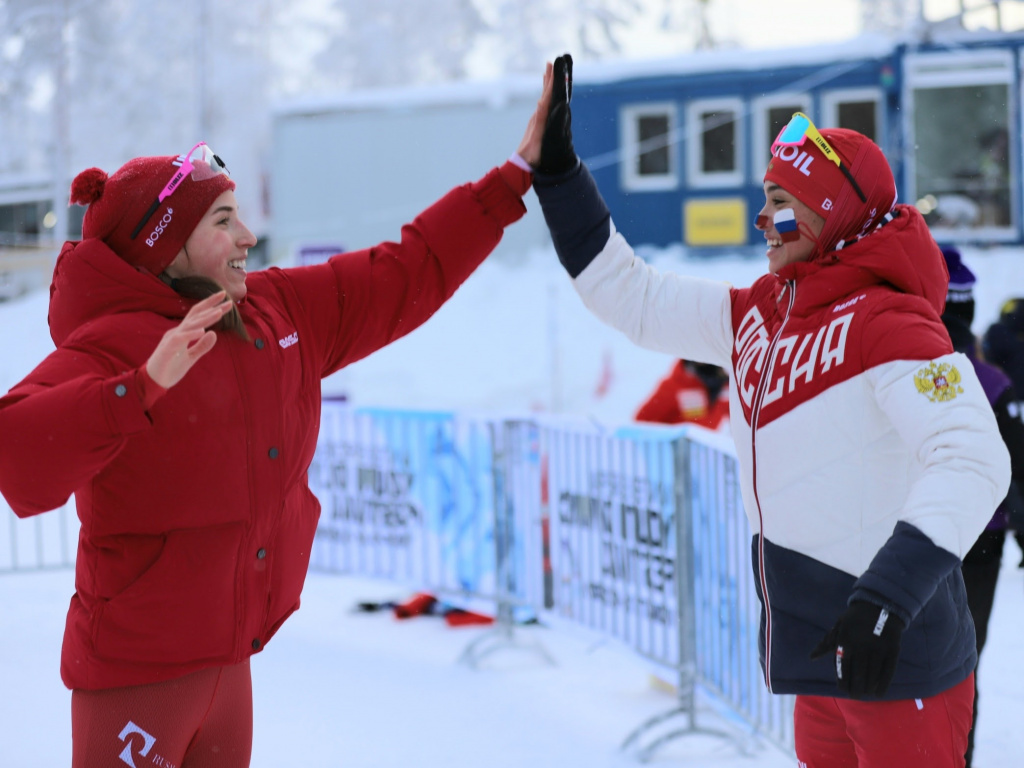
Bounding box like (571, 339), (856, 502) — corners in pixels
(0, 83), (552, 767)
(634, 359), (730, 430)
(982, 295), (1024, 562)
(526, 54), (1010, 767)
(984, 295), (1024, 404)
(940, 246), (1024, 767)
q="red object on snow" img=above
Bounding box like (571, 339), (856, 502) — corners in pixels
(443, 609), (495, 627)
(393, 592), (438, 619)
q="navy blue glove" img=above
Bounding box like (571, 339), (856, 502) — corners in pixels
(810, 600), (905, 698)
(537, 53), (576, 175)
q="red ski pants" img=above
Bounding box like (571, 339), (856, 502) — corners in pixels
(794, 673), (973, 768)
(71, 659), (252, 768)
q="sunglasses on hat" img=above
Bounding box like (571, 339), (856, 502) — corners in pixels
(771, 112), (867, 203)
(130, 141), (230, 240)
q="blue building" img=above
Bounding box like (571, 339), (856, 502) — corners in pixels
(570, 30), (1024, 252)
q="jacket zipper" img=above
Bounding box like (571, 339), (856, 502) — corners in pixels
(748, 279), (796, 692)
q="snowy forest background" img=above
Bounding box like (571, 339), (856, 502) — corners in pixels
(0, 0), (964, 246)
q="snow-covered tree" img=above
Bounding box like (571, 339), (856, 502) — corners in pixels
(0, 0), (677, 242)
(309, 0), (485, 91)
(473, 0), (645, 77)
(0, 0), (276, 237)
(860, 0), (923, 34)
(299, 0), (656, 90)
(0, 0), (68, 175)
(654, 0), (718, 51)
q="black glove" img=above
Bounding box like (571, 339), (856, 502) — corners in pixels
(537, 53), (576, 175)
(810, 600), (906, 698)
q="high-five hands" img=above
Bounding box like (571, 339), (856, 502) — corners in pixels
(145, 291), (233, 389)
(517, 53), (576, 174)
(538, 53), (576, 174)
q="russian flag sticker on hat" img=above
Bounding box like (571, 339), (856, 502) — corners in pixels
(774, 209), (800, 243)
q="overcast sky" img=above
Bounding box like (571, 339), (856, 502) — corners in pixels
(620, 0), (863, 55)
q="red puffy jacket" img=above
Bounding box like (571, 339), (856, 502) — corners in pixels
(0, 162), (530, 690)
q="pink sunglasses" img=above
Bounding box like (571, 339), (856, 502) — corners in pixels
(130, 141), (230, 240)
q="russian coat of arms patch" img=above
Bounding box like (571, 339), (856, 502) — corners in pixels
(914, 362), (963, 403)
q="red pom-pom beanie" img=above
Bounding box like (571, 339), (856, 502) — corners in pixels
(69, 153), (235, 276)
(763, 127), (897, 255)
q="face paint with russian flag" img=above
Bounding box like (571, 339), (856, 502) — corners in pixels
(774, 209), (800, 243)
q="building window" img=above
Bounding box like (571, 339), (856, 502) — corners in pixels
(686, 98), (743, 188)
(637, 114), (671, 175)
(838, 101), (877, 139)
(0, 201), (46, 245)
(701, 111), (735, 172)
(822, 88), (882, 143)
(905, 51), (1016, 238)
(916, 85), (1011, 227)
(621, 103), (678, 191)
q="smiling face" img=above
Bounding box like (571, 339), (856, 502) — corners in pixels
(756, 182), (826, 275)
(164, 190), (256, 301)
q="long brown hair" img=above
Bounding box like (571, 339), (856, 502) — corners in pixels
(168, 275), (251, 342)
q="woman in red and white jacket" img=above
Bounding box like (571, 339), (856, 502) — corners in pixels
(0, 91), (551, 766)
(528, 55), (1009, 768)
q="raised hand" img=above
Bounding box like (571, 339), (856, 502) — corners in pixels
(145, 291), (233, 389)
(537, 53), (576, 175)
(517, 54), (576, 174)
(517, 62), (553, 168)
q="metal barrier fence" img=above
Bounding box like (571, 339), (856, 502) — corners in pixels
(1, 498), (77, 574)
(1, 406), (794, 758)
(307, 405), (549, 665)
(310, 406), (494, 589)
(539, 421), (681, 664)
(686, 431), (795, 753)
(533, 419), (707, 759)
(521, 418), (794, 759)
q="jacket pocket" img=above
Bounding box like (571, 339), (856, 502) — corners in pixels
(92, 525), (241, 665)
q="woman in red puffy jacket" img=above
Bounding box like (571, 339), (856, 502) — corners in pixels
(0, 89), (551, 766)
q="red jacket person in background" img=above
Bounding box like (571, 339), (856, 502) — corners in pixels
(0, 87), (552, 766)
(527, 55), (1009, 767)
(634, 359), (730, 430)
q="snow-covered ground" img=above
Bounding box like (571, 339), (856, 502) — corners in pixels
(3, 554), (1023, 767)
(2, 240), (1024, 765)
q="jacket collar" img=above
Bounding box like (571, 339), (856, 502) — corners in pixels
(48, 238), (191, 346)
(771, 205), (947, 316)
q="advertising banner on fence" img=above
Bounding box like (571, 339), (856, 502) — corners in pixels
(308, 405), (498, 597)
(541, 423), (685, 669)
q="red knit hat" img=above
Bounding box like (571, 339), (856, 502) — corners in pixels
(69, 152), (235, 276)
(764, 127), (897, 254)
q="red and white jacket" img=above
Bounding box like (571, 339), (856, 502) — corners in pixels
(535, 162), (1010, 700)
(0, 162), (531, 691)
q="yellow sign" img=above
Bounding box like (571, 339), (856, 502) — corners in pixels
(684, 198), (748, 246)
